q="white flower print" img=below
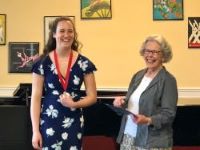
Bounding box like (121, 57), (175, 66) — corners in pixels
(70, 146), (78, 150)
(70, 107), (76, 111)
(52, 90), (59, 95)
(40, 119), (45, 125)
(46, 128), (55, 136)
(51, 141), (62, 150)
(57, 98), (61, 103)
(61, 132), (68, 140)
(45, 105), (58, 118)
(73, 75), (80, 85)
(62, 117), (74, 128)
(77, 133), (82, 139)
(38, 64), (44, 75)
(78, 60), (88, 71)
(42, 147), (48, 150)
(48, 83), (55, 89)
(80, 115), (84, 128)
(49, 64), (57, 75)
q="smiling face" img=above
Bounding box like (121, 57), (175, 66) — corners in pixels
(143, 40), (163, 71)
(53, 20), (75, 50)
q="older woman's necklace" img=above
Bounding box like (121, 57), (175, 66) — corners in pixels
(54, 50), (73, 91)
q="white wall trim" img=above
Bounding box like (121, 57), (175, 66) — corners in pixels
(178, 88), (200, 99)
(0, 87), (16, 97)
(0, 87), (200, 99)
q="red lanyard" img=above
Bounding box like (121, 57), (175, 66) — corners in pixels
(54, 50), (73, 91)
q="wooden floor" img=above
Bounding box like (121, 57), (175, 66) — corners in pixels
(82, 136), (200, 150)
(82, 136), (119, 150)
(173, 146), (200, 150)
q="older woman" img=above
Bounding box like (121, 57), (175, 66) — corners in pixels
(113, 34), (178, 150)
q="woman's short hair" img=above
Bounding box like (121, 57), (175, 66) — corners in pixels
(139, 34), (173, 63)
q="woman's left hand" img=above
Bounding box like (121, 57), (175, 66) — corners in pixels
(133, 114), (151, 125)
(60, 92), (76, 108)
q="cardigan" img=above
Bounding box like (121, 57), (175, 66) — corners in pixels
(116, 67), (178, 148)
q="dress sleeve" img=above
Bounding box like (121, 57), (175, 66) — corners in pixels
(78, 55), (97, 75)
(31, 57), (45, 76)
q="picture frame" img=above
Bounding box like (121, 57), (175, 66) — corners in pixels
(0, 14), (6, 45)
(81, 0), (112, 19)
(44, 16), (75, 45)
(188, 17), (200, 48)
(8, 42), (39, 73)
(153, 0), (183, 20)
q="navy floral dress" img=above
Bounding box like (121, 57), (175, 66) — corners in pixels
(32, 53), (97, 150)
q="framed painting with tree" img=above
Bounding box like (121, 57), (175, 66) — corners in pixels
(81, 0), (112, 19)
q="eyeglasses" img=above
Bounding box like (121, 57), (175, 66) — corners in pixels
(143, 49), (161, 55)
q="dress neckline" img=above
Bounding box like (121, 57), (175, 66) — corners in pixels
(47, 53), (80, 74)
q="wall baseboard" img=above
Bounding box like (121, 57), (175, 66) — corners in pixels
(178, 88), (200, 99)
(0, 87), (16, 97)
(0, 87), (200, 98)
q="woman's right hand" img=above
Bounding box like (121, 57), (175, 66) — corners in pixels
(113, 96), (125, 107)
(32, 131), (42, 150)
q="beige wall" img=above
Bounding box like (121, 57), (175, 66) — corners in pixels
(0, 0), (200, 90)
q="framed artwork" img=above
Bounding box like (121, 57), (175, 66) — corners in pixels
(0, 14), (6, 45)
(44, 16), (75, 45)
(81, 0), (112, 19)
(8, 42), (39, 73)
(188, 17), (200, 48)
(153, 0), (183, 20)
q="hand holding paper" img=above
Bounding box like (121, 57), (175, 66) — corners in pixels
(104, 103), (137, 117)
